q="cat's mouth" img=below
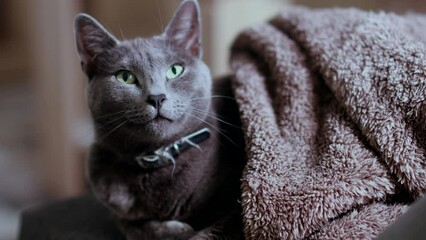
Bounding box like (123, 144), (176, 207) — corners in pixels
(126, 114), (172, 127)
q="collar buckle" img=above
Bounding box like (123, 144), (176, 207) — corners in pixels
(134, 128), (211, 169)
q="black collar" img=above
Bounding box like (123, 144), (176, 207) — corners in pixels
(132, 128), (211, 169)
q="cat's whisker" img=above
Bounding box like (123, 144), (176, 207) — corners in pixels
(189, 95), (236, 101)
(190, 107), (229, 119)
(98, 119), (128, 142)
(128, 127), (136, 144)
(189, 108), (241, 129)
(69, 120), (95, 143)
(155, 0), (164, 32)
(119, 25), (126, 40)
(94, 114), (128, 133)
(94, 109), (128, 120)
(94, 108), (144, 127)
(187, 112), (238, 146)
(72, 100), (128, 139)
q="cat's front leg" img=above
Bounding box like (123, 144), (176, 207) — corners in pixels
(90, 176), (137, 218)
(148, 220), (196, 240)
(119, 219), (196, 240)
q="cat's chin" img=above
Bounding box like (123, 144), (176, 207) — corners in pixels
(124, 116), (180, 140)
(145, 116), (173, 128)
(125, 116), (170, 128)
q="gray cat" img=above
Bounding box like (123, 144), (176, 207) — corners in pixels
(74, 0), (245, 239)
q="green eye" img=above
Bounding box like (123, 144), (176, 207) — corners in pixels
(166, 64), (184, 80)
(116, 70), (136, 84)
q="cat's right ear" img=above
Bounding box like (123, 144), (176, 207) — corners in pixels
(74, 14), (118, 77)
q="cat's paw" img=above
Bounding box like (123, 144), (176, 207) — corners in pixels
(149, 220), (196, 240)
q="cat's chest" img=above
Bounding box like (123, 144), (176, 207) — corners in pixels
(130, 140), (220, 219)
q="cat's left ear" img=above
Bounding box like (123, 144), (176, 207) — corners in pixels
(165, 0), (202, 59)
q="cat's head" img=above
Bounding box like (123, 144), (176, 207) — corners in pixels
(74, 0), (211, 144)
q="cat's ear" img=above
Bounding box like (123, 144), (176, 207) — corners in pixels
(165, 0), (202, 59)
(74, 14), (118, 76)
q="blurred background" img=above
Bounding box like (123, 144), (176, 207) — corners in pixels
(1, 0), (425, 239)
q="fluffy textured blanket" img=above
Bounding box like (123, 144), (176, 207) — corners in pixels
(230, 7), (426, 239)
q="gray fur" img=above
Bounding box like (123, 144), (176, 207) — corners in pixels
(74, 1), (244, 239)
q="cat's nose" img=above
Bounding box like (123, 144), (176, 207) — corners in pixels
(146, 94), (166, 109)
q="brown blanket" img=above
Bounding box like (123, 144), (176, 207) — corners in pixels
(230, 7), (426, 239)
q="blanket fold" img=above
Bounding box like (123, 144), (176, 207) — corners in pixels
(230, 7), (426, 239)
